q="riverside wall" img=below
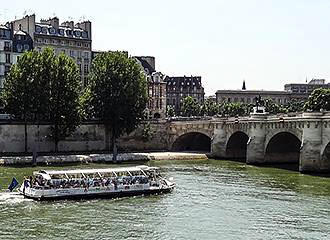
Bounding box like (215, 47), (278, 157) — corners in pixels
(0, 120), (169, 155)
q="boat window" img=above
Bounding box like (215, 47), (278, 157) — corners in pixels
(50, 174), (67, 179)
(129, 170), (144, 176)
(84, 172), (100, 179)
(115, 171), (128, 177)
(101, 172), (116, 178)
(66, 173), (84, 179)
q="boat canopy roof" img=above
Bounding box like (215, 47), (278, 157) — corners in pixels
(34, 165), (158, 177)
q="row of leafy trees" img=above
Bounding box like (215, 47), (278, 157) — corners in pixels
(168, 92), (330, 118)
(0, 48), (147, 160)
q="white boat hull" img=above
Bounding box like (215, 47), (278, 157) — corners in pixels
(19, 183), (175, 201)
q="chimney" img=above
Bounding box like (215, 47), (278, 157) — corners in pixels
(77, 20), (92, 40)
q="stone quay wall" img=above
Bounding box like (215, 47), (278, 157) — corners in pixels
(0, 120), (170, 154)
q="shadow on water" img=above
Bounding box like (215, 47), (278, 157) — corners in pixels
(255, 163), (300, 172)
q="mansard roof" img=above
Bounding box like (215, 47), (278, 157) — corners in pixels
(0, 24), (10, 30)
(35, 23), (89, 40)
(164, 76), (203, 88)
(135, 56), (156, 74)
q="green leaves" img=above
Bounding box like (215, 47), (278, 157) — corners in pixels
(181, 96), (200, 117)
(1, 48), (82, 149)
(304, 88), (330, 112)
(85, 51), (148, 138)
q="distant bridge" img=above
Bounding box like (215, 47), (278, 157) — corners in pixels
(167, 112), (330, 173)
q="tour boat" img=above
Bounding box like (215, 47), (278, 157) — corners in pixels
(18, 165), (175, 201)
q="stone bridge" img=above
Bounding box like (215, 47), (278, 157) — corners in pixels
(167, 112), (330, 173)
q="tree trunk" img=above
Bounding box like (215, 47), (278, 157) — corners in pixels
(111, 127), (118, 163)
(104, 124), (111, 151)
(54, 123), (58, 153)
(24, 121), (28, 153)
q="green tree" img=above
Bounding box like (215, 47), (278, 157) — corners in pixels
(219, 102), (246, 117)
(284, 99), (305, 113)
(1, 48), (82, 153)
(303, 88), (330, 112)
(263, 98), (286, 114)
(166, 105), (175, 117)
(48, 53), (82, 151)
(181, 96), (200, 117)
(201, 98), (219, 116)
(85, 51), (148, 161)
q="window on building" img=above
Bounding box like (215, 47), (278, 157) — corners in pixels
(84, 52), (89, 59)
(84, 77), (89, 87)
(4, 41), (11, 50)
(78, 64), (82, 74)
(77, 42), (82, 47)
(70, 50), (75, 57)
(77, 51), (82, 58)
(5, 54), (10, 63)
(24, 44), (30, 51)
(84, 64), (89, 74)
(4, 66), (11, 75)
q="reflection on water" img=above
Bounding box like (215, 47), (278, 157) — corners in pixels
(0, 160), (330, 240)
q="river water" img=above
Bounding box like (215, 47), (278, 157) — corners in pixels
(0, 160), (329, 240)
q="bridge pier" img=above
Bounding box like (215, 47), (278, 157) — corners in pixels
(246, 123), (266, 164)
(211, 125), (227, 158)
(300, 120), (323, 172)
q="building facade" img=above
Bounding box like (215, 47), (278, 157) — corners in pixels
(135, 56), (166, 119)
(285, 79), (330, 94)
(216, 90), (297, 105)
(0, 25), (12, 89)
(165, 76), (205, 115)
(12, 27), (34, 65)
(11, 15), (92, 87)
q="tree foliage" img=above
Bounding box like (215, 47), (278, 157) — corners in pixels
(303, 88), (330, 112)
(201, 98), (219, 116)
(1, 48), (82, 151)
(181, 96), (200, 117)
(166, 105), (175, 117)
(85, 51), (148, 157)
(219, 102), (248, 117)
(48, 53), (82, 150)
(284, 99), (305, 113)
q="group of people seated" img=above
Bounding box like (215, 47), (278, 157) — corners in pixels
(24, 174), (154, 190)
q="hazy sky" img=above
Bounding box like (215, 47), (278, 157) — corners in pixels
(1, 0), (330, 95)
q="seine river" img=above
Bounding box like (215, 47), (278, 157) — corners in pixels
(0, 160), (330, 240)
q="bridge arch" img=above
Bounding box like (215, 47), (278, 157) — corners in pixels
(265, 132), (301, 163)
(171, 132), (211, 152)
(320, 142), (330, 171)
(226, 131), (249, 161)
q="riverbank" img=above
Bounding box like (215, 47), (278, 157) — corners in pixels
(0, 152), (209, 166)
